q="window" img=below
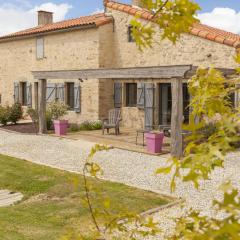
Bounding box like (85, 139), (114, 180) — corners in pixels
(20, 82), (27, 106)
(126, 83), (137, 107)
(66, 83), (75, 110)
(36, 38), (44, 59)
(128, 25), (135, 42)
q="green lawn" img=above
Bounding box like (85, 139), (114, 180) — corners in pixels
(0, 154), (169, 240)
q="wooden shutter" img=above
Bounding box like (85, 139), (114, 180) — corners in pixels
(46, 83), (57, 103)
(36, 38), (44, 59)
(137, 83), (145, 109)
(114, 82), (122, 108)
(144, 83), (154, 131)
(14, 82), (20, 103)
(74, 83), (81, 113)
(57, 84), (65, 102)
(26, 82), (32, 107)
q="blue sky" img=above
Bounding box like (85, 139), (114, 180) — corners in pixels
(0, 0), (239, 18)
(0, 0), (239, 35)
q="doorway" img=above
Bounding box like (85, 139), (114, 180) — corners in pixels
(159, 83), (190, 125)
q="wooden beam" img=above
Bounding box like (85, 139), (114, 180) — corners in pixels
(32, 65), (192, 80)
(171, 78), (183, 158)
(38, 79), (47, 134)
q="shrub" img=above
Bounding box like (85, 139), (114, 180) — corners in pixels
(46, 110), (53, 130)
(47, 101), (68, 120)
(27, 108), (38, 123)
(0, 106), (10, 125)
(9, 103), (23, 124)
(70, 124), (80, 132)
(69, 121), (102, 132)
(70, 121), (102, 132)
(90, 121), (102, 130)
(27, 108), (39, 134)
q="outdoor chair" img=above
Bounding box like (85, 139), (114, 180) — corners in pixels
(102, 108), (122, 135)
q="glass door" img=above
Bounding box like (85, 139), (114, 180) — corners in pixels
(159, 83), (190, 125)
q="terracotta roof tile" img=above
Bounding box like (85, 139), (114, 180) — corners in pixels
(104, 0), (240, 48)
(0, 13), (113, 40)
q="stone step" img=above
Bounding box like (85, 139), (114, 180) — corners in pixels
(0, 190), (23, 207)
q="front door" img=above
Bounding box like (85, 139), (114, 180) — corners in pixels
(159, 83), (190, 125)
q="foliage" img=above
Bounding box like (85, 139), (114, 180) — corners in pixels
(46, 110), (54, 130)
(0, 106), (10, 125)
(0, 103), (22, 125)
(59, 145), (164, 240)
(130, 0), (200, 49)
(8, 102), (23, 124)
(157, 66), (240, 191)
(27, 107), (38, 122)
(27, 107), (39, 134)
(155, 56), (240, 239)
(47, 101), (68, 120)
(70, 121), (102, 132)
(0, 154), (167, 240)
(168, 182), (240, 240)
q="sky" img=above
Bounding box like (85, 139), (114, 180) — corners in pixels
(0, 0), (239, 36)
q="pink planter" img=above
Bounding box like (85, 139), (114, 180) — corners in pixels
(53, 120), (68, 136)
(145, 132), (164, 153)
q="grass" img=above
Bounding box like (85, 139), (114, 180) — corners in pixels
(0, 154), (169, 240)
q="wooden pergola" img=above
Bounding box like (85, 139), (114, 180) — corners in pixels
(32, 65), (236, 158)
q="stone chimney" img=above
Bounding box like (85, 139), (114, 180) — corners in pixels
(38, 11), (53, 25)
(132, 0), (143, 7)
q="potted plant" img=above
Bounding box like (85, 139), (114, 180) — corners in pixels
(47, 101), (68, 136)
(145, 131), (164, 154)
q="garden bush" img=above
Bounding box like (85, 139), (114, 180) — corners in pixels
(46, 110), (53, 130)
(47, 101), (68, 120)
(9, 103), (23, 124)
(69, 123), (80, 132)
(0, 103), (22, 125)
(70, 121), (102, 132)
(0, 106), (10, 125)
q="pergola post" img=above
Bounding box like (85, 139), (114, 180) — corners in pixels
(171, 78), (183, 158)
(38, 79), (47, 134)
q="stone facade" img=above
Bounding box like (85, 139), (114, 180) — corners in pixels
(106, 9), (237, 69)
(0, 28), (108, 124)
(0, 6), (238, 128)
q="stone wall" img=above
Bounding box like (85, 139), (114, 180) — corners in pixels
(106, 8), (238, 69)
(0, 28), (106, 123)
(106, 8), (238, 128)
(122, 107), (145, 129)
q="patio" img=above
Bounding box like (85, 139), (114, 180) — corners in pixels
(63, 127), (171, 155)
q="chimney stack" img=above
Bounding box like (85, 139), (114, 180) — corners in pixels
(132, 0), (143, 7)
(38, 11), (53, 25)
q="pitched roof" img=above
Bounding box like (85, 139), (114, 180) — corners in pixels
(0, 13), (113, 40)
(104, 0), (240, 48)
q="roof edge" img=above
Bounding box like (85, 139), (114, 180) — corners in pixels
(104, 0), (240, 49)
(0, 13), (113, 41)
(0, 24), (97, 43)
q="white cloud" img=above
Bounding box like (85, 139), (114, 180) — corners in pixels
(198, 7), (240, 34)
(0, 2), (72, 36)
(91, 8), (104, 15)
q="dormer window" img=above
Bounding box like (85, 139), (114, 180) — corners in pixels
(36, 37), (44, 59)
(128, 25), (135, 42)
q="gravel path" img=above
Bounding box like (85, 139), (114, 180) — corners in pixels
(0, 129), (240, 239)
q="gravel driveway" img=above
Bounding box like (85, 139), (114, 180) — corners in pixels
(0, 129), (240, 239)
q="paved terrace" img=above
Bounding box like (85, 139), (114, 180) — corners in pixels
(0, 129), (239, 238)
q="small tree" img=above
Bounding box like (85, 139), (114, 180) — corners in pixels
(27, 108), (39, 134)
(47, 101), (68, 120)
(9, 103), (23, 124)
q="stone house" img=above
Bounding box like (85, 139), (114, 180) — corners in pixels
(0, 0), (239, 130)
